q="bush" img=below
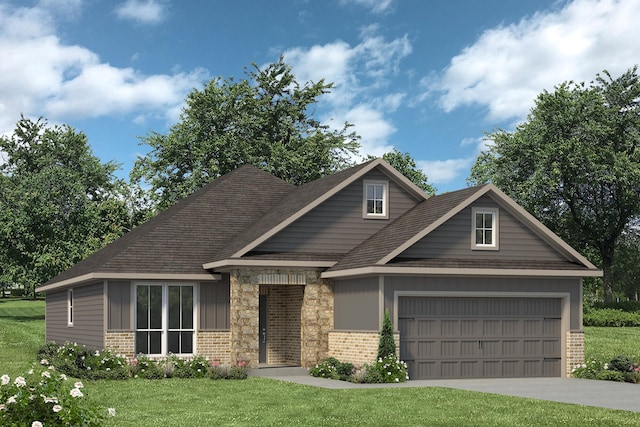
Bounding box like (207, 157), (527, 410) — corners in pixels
(571, 359), (606, 379)
(38, 342), (129, 381)
(583, 308), (640, 326)
(378, 309), (397, 360)
(174, 355), (211, 379)
(608, 355), (635, 373)
(596, 370), (626, 382)
(309, 357), (355, 381)
(209, 359), (248, 380)
(129, 355), (164, 379)
(0, 361), (115, 426)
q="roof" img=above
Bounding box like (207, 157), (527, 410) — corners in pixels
(37, 160), (601, 293)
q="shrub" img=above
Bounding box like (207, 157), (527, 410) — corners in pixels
(174, 355), (211, 379)
(309, 358), (339, 380)
(596, 370), (626, 382)
(209, 359), (248, 380)
(608, 355), (635, 373)
(37, 342), (129, 381)
(571, 359), (607, 379)
(129, 355), (164, 379)
(377, 309), (397, 360)
(0, 362), (115, 426)
(583, 308), (640, 326)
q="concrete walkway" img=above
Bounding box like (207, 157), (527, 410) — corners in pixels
(248, 367), (640, 413)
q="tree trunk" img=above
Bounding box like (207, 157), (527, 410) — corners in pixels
(602, 257), (614, 303)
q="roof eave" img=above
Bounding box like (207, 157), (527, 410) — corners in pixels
(203, 259), (336, 270)
(321, 266), (603, 279)
(36, 272), (222, 293)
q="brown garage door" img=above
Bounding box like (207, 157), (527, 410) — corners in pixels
(399, 297), (562, 379)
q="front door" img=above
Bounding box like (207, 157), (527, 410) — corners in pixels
(259, 294), (268, 363)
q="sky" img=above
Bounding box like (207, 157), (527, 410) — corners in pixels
(1, 0), (639, 193)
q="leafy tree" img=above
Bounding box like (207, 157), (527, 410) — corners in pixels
(0, 116), (134, 297)
(612, 225), (640, 301)
(469, 67), (640, 302)
(132, 56), (360, 210)
(366, 148), (436, 195)
(377, 308), (397, 360)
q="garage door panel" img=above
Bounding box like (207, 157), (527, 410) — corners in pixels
(399, 297), (563, 379)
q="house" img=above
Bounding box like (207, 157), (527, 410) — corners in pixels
(36, 159), (601, 379)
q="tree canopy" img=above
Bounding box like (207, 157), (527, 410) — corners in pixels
(469, 66), (640, 302)
(132, 57), (360, 210)
(366, 148), (436, 195)
(0, 117), (134, 297)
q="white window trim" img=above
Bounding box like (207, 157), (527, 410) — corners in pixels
(67, 289), (74, 327)
(133, 282), (198, 356)
(363, 180), (389, 219)
(471, 207), (499, 250)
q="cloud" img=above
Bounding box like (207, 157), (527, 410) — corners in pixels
(418, 158), (474, 186)
(432, 0), (640, 123)
(115, 0), (167, 25)
(340, 0), (395, 14)
(0, 2), (207, 134)
(283, 26), (411, 158)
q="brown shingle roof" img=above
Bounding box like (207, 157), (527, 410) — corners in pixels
(42, 165), (295, 286)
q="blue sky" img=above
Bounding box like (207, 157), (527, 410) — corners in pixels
(1, 0), (638, 192)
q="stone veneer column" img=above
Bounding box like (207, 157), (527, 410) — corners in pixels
(229, 270), (259, 368)
(300, 274), (334, 368)
(566, 330), (585, 377)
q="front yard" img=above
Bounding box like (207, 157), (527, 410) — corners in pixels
(1, 299), (639, 426)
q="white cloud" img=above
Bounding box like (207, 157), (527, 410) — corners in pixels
(418, 158), (474, 186)
(433, 0), (640, 122)
(115, 0), (166, 25)
(0, 3), (207, 134)
(340, 0), (395, 14)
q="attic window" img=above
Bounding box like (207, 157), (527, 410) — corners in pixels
(363, 180), (388, 219)
(472, 207), (499, 250)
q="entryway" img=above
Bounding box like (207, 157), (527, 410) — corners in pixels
(258, 285), (303, 366)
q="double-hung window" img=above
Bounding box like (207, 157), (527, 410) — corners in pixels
(472, 207), (499, 250)
(363, 180), (389, 219)
(135, 283), (195, 355)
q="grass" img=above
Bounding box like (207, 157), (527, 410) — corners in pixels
(584, 326), (640, 362)
(1, 298), (640, 426)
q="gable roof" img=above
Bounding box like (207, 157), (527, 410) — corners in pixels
(202, 158), (429, 269)
(37, 165), (295, 292)
(322, 183), (601, 278)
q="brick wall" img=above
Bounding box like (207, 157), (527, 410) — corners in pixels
(328, 331), (400, 366)
(566, 329), (585, 377)
(267, 286), (303, 366)
(196, 331), (232, 363)
(104, 331), (135, 358)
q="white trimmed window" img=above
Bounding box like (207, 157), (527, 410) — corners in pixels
(472, 207), (499, 250)
(363, 180), (389, 219)
(134, 283), (196, 356)
(67, 289), (74, 326)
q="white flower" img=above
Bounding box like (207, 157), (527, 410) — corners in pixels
(41, 371), (51, 379)
(43, 396), (58, 404)
(60, 374), (67, 381)
(70, 388), (84, 398)
(1, 374), (9, 385)
(0, 404), (5, 411)
(32, 421), (43, 427)
(74, 381), (84, 389)
(395, 378), (399, 382)
(40, 359), (49, 366)
(108, 407), (116, 417)
(28, 369), (34, 375)
(604, 363), (609, 370)
(53, 404), (62, 413)
(7, 395), (17, 404)
(14, 376), (26, 387)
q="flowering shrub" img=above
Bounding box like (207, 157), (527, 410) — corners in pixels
(352, 356), (408, 384)
(38, 342), (128, 380)
(173, 355), (211, 379)
(129, 355), (164, 379)
(209, 358), (248, 380)
(571, 356), (640, 383)
(309, 357), (354, 381)
(0, 361), (115, 426)
(571, 359), (607, 379)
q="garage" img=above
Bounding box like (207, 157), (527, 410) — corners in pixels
(398, 296), (562, 379)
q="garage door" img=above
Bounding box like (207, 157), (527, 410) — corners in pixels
(398, 297), (562, 379)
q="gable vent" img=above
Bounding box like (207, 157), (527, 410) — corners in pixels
(258, 273), (306, 285)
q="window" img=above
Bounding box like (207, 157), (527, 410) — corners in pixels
(67, 289), (74, 326)
(363, 180), (388, 219)
(135, 283), (195, 355)
(472, 207), (499, 249)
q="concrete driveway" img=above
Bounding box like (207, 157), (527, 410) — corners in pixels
(249, 368), (640, 413)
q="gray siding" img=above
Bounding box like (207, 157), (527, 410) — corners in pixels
(383, 276), (582, 330)
(46, 282), (104, 349)
(256, 169), (422, 254)
(108, 281), (131, 330)
(401, 195), (565, 261)
(333, 277), (380, 330)
(200, 275), (230, 330)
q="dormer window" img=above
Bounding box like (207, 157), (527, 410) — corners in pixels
(363, 180), (389, 219)
(472, 207), (499, 250)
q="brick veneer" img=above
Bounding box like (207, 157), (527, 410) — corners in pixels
(566, 329), (585, 377)
(104, 331), (135, 358)
(196, 331), (232, 362)
(267, 286), (303, 366)
(328, 331), (400, 366)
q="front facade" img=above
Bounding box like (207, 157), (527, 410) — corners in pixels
(37, 160), (600, 379)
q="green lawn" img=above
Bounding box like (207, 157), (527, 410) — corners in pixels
(1, 299), (639, 426)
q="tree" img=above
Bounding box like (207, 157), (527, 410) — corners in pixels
(0, 116), (134, 297)
(377, 308), (397, 360)
(366, 149), (436, 195)
(469, 67), (640, 302)
(612, 225), (640, 301)
(132, 56), (360, 210)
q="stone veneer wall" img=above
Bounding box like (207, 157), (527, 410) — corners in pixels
(196, 331), (232, 362)
(328, 331), (400, 366)
(229, 269), (333, 369)
(566, 329), (585, 377)
(104, 331), (135, 359)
